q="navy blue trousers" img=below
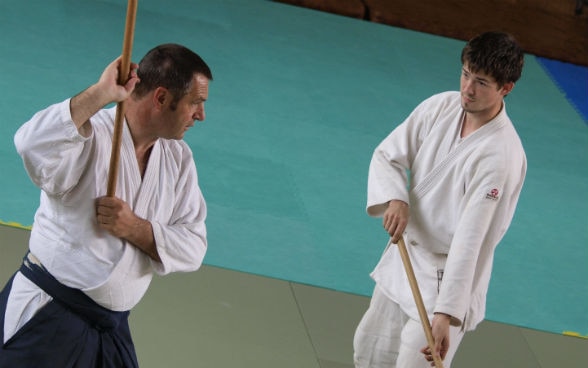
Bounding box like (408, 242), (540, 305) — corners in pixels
(0, 257), (139, 368)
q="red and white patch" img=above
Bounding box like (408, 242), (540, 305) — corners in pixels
(485, 188), (500, 201)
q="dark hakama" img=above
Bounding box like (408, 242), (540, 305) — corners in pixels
(0, 256), (139, 368)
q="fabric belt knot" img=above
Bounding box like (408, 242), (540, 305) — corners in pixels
(19, 253), (129, 333)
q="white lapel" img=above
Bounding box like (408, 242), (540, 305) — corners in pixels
(411, 112), (507, 200)
(133, 140), (161, 218)
(114, 122), (159, 219)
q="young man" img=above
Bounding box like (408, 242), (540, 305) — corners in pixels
(353, 32), (526, 367)
(0, 44), (212, 367)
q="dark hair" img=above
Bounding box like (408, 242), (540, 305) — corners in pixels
(461, 32), (524, 86)
(133, 44), (213, 105)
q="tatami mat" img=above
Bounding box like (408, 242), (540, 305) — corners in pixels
(0, 0), (586, 348)
(1, 225), (587, 367)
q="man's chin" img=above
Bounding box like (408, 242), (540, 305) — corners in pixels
(461, 101), (476, 113)
(169, 133), (185, 140)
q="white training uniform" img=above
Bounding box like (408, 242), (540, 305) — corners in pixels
(4, 99), (207, 342)
(354, 91), (527, 367)
(367, 91), (526, 331)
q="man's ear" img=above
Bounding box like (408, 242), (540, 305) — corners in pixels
(501, 81), (515, 96)
(152, 87), (169, 109)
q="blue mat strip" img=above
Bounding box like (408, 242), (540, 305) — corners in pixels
(536, 57), (588, 124)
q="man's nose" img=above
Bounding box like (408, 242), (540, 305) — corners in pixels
(463, 79), (475, 94)
(193, 106), (205, 121)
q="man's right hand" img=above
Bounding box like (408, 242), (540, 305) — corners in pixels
(95, 56), (140, 104)
(70, 57), (140, 133)
(383, 200), (409, 243)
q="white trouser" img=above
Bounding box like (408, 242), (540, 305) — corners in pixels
(353, 285), (464, 368)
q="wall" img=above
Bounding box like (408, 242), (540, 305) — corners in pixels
(276, 0), (588, 66)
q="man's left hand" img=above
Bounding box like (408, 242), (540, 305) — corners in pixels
(420, 313), (451, 366)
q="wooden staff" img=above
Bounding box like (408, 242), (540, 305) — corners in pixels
(107, 0), (138, 197)
(397, 236), (445, 368)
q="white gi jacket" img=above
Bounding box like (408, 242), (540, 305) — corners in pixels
(368, 91), (526, 331)
(8, 99), (207, 332)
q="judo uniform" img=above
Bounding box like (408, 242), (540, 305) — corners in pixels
(354, 91), (526, 367)
(1, 99), (208, 366)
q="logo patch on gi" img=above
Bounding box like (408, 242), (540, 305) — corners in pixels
(485, 188), (500, 201)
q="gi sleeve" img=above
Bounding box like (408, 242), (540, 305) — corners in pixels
(433, 148), (522, 326)
(14, 99), (93, 195)
(367, 96), (439, 216)
(150, 146), (207, 275)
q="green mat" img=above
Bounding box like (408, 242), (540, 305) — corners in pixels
(0, 0), (586, 336)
